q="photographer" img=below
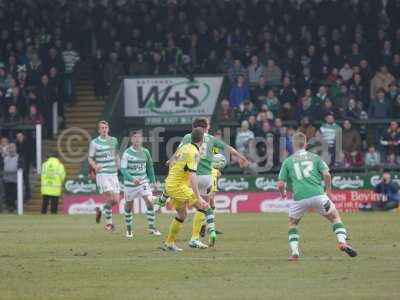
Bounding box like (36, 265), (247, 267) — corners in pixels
(372, 173), (400, 211)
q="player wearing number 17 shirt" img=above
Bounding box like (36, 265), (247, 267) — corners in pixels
(277, 132), (357, 261)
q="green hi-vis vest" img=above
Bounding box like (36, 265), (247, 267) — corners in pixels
(41, 157), (66, 196)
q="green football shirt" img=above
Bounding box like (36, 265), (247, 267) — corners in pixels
(278, 149), (329, 201)
(88, 136), (119, 175)
(180, 133), (226, 175)
(120, 146), (155, 188)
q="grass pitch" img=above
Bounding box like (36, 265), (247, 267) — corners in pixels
(1, 213), (399, 300)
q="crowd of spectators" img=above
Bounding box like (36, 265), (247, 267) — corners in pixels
(63, 0), (399, 171)
(0, 0), (82, 210)
(2, 0), (400, 177)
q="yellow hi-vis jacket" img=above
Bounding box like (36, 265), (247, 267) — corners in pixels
(41, 157), (66, 196)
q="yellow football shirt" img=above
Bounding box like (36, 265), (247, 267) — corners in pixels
(166, 143), (200, 187)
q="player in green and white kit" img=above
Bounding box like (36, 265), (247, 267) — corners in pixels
(120, 131), (161, 238)
(277, 132), (357, 261)
(176, 117), (248, 248)
(88, 121), (120, 232)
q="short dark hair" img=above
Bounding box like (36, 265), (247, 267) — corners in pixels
(191, 127), (204, 144)
(98, 120), (109, 128)
(129, 130), (142, 138)
(192, 117), (208, 129)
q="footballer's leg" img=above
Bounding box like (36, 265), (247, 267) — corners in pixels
(209, 194), (223, 235)
(143, 195), (161, 236)
(124, 200), (134, 238)
(103, 176), (120, 231)
(288, 218), (301, 261)
(191, 176), (213, 243)
(189, 208), (208, 249)
(103, 192), (115, 231)
(287, 200), (307, 261)
(162, 205), (187, 252)
(323, 204), (357, 258)
(194, 198), (216, 247)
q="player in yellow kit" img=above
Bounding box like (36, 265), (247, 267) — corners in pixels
(161, 128), (217, 252)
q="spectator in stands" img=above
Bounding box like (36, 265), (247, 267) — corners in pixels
(380, 121), (400, 161)
(315, 85), (329, 108)
(251, 76), (268, 110)
(279, 77), (298, 107)
(368, 89), (390, 119)
(386, 82), (399, 104)
(296, 89), (315, 121)
(228, 58), (248, 84)
(348, 43), (363, 67)
(229, 75), (250, 109)
(130, 53), (150, 76)
(217, 99), (236, 123)
(149, 52), (167, 76)
(372, 173), (399, 211)
(392, 94), (400, 117)
(0, 137), (9, 157)
(202, 50), (220, 74)
(365, 145), (381, 170)
(237, 100), (257, 123)
(264, 89), (280, 116)
(37, 74), (55, 139)
(339, 62), (354, 83)
(2, 143), (21, 213)
(359, 59), (374, 87)
(370, 65), (395, 100)
(220, 48), (234, 75)
(247, 55), (265, 86)
(62, 42), (80, 105)
(264, 59), (282, 86)
(48, 67), (64, 123)
(162, 39), (183, 73)
(3, 105), (22, 139)
(104, 52), (124, 92)
(93, 49), (105, 100)
(16, 132), (32, 201)
(390, 53), (400, 78)
(320, 114), (341, 166)
(26, 52), (44, 88)
(342, 120), (363, 167)
(298, 116), (316, 142)
(344, 98), (361, 121)
(320, 99), (337, 120)
(235, 120), (254, 159)
(248, 115), (261, 137)
(44, 47), (64, 74)
(24, 105), (44, 125)
(349, 73), (369, 105)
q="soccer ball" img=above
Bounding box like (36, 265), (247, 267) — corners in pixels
(212, 153), (226, 169)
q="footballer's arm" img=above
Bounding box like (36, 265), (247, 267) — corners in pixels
(322, 170), (334, 199)
(277, 181), (287, 200)
(226, 145), (249, 165)
(189, 171), (202, 201)
(88, 157), (100, 172)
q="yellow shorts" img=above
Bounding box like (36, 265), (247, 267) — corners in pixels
(211, 169), (220, 193)
(166, 184), (198, 209)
